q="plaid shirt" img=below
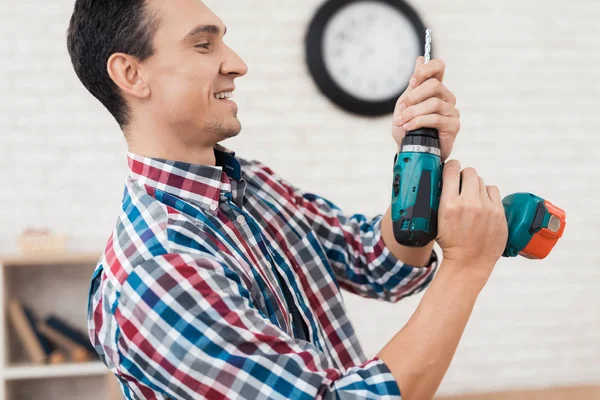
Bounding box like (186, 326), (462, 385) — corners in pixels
(87, 144), (438, 399)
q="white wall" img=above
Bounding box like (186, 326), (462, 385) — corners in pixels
(1, 0), (599, 396)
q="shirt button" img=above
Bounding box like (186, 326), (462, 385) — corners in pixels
(209, 204), (218, 211)
(237, 215), (245, 224)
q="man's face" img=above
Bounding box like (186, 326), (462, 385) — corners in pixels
(141, 0), (248, 146)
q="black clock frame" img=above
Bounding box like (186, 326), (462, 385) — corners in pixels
(305, 0), (429, 117)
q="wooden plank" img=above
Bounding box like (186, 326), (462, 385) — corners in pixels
(37, 322), (93, 363)
(7, 299), (47, 364)
(0, 253), (101, 267)
(436, 385), (600, 400)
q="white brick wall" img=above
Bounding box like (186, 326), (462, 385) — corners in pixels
(1, 0), (598, 396)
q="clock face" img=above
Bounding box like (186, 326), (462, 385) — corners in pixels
(305, 0), (427, 116)
(322, 1), (421, 102)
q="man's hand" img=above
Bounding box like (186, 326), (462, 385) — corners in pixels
(391, 57), (460, 161)
(436, 160), (508, 287)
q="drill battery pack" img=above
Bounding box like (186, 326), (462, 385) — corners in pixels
(503, 193), (566, 259)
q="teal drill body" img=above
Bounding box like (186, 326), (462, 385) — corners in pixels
(391, 28), (443, 248)
(391, 128), (442, 247)
(390, 147), (564, 258)
(389, 28), (565, 259)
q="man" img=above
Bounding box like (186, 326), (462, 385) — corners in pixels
(67, 1), (508, 399)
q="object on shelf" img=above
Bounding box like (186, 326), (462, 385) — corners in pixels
(7, 299), (47, 364)
(22, 306), (67, 364)
(0, 251), (115, 399)
(45, 316), (96, 355)
(37, 322), (94, 363)
(47, 350), (67, 364)
(17, 228), (67, 255)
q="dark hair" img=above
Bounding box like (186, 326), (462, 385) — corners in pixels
(66, 0), (161, 128)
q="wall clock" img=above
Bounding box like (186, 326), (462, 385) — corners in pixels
(305, 0), (428, 116)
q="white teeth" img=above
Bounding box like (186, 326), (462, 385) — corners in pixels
(215, 91), (233, 99)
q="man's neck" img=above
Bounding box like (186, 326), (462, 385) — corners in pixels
(125, 122), (217, 166)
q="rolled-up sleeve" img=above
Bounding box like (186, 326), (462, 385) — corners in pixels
(113, 253), (402, 399)
(293, 193), (437, 302)
(251, 161), (438, 303)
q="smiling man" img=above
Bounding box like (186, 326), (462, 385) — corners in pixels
(67, 1), (507, 399)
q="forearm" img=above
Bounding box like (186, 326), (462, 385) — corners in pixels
(376, 261), (483, 400)
(381, 205), (434, 267)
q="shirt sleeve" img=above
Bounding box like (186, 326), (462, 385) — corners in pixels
(113, 253), (402, 399)
(249, 160), (438, 303)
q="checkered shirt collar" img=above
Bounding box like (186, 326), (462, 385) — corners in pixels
(127, 144), (242, 212)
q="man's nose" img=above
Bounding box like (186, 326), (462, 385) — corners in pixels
(221, 45), (248, 78)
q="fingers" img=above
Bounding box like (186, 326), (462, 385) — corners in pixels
(401, 114), (460, 134)
(404, 78), (457, 107)
(443, 162), (501, 207)
(464, 170), (502, 206)
(441, 160), (461, 201)
(413, 56), (425, 73)
(394, 57), (426, 113)
(393, 96), (408, 119)
(486, 185), (502, 204)
(478, 177), (488, 201)
(410, 58), (445, 88)
(460, 168), (479, 201)
(398, 97), (459, 125)
(395, 57), (455, 123)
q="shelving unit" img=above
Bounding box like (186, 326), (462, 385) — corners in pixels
(0, 252), (121, 400)
(3, 361), (108, 380)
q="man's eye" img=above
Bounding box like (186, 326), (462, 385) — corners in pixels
(195, 43), (210, 49)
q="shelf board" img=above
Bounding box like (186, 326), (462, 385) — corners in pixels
(0, 252), (101, 267)
(3, 361), (109, 380)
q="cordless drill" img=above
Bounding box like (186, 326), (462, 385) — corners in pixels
(391, 29), (566, 259)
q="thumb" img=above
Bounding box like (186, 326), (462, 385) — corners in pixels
(392, 57), (425, 152)
(391, 117), (406, 152)
(410, 56), (425, 87)
(414, 56), (425, 72)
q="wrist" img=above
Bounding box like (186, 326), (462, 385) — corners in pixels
(436, 258), (492, 295)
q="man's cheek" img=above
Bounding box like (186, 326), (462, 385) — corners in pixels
(162, 79), (200, 109)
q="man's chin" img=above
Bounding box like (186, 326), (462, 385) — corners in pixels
(205, 114), (242, 140)
(222, 129), (241, 140)
(219, 121), (242, 140)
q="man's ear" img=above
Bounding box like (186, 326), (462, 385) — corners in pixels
(106, 53), (150, 99)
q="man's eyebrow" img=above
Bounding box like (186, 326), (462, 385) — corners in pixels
(182, 24), (227, 41)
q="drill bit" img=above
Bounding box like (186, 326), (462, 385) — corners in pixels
(424, 29), (432, 64)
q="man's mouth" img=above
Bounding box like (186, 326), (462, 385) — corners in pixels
(214, 91), (233, 100)
(214, 90), (238, 113)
